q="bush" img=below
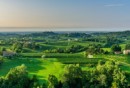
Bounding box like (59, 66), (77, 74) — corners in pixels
(111, 44), (121, 53)
(125, 44), (130, 50)
(0, 64), (40, 88)
(47, 61), (129, 88)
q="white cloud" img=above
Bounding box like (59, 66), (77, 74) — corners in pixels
(104, 4), (124, 7)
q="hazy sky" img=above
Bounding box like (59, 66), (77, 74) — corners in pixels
(0, 0), (130, 31)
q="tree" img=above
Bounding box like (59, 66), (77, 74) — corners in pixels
(97, 74), (107, 87)
(46, 61), (129, 88)
(61, 65), (85, 88)
(86, 44), (104, 55)
(112, 69), (128, 88)
(111, 44), (121, 53)
(12, 42), (23, 53)
(125, 44), (130, 50)
(4, 64), (30, 88)
(48, 75), (59, 88)
(0, 64), (40, 88)
(1, 47), (6, 52)
(92, 60), (128, 88)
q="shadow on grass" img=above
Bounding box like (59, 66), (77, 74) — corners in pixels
(0, 58), (47, 83)
(55, 57), (104, 64)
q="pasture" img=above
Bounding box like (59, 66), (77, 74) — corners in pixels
(1, 48), (130, 84)
(0, 52), (103, 83)
(0, 31), (130, 87)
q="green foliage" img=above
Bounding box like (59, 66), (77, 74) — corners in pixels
(0, 31), (130, 87)
(48, 75), (59, 88)
(44, 45), (86, 53)
(47, 61), (129, 88)
(44, 53), (103, 64)
(92, 61), (128, 88)
(111, 44), (121, 53)
(12, 42), (40, 53)
(104, 36), (122, 47)
(20, 53), (43, 58)
(0, 64), (40, 88)
(61, 65), (84, 88)
(0, 58), (3, 66)
(65, 45), (86, 53)
(86, 44), (104, 55)
(12, 42), (23, 53)
(125, 44), (130, 50)
(1, 47), (6, 52)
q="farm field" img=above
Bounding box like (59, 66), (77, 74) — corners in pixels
(1, 0), (130, 87)
(0, 53), (101, 83)
(0, 58), (64, 83)
(0, 31), (130, 87)
(1, 51), (130, 84)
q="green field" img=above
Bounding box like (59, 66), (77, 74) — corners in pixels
(0, 53), (102, 83)
(1, 45), (130, 84)
(0, 58), (64, 83)
(0, 31), (130, 87)
(1, 52), (130, 85)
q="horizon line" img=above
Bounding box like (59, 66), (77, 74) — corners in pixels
(0, 27), (130, 29)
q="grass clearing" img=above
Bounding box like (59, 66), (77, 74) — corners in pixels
(0, 58), (64, 83)
(0, 52), (103, 83)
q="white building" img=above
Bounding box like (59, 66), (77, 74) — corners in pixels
(88, 54), (93, 58)
(123, 50), (130, 55)
(3, 51), (16, 57)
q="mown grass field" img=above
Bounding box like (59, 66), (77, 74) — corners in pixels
(0, 58), (64, 83)
(1, 51), (130, 84)
(0, 52), (103, 83)
(0, 39), (130, 85)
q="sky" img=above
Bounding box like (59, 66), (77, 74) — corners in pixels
(0, 0), (130, 31)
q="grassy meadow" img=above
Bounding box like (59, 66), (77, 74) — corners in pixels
(0, 31), (130, 87)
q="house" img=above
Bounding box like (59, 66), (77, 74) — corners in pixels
(74, 38), (78, 41)
(88, 54), (93, 58)
(2, 51), (17, 57)
(123, 50), (130, 55)
(41, 55), (46, 58)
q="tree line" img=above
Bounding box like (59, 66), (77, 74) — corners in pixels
(0, 60), (129, 88)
